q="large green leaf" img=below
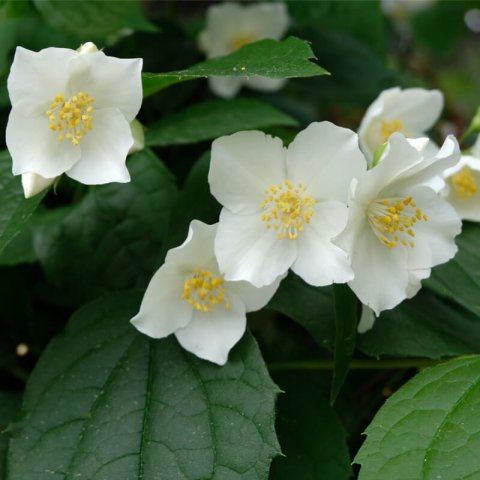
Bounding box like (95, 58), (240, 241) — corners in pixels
(142, 37), (329, 97)
(424, 223), (480, 317)
(267, 273), (335, 351)
(0, 151), (45, 256)
(358, 290), (480, 359)
(7, 291), (280, 479)
(32, 0), (157, 42)
(146, 99), (298, 147)
(33, 150), (178, 304)
(270, 372), (351, 480)
(355, 355), (480, 479)
(0, 391), (21, 479)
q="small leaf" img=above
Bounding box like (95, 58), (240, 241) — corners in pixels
(358, 290), (480, 359)
(6, 291), (280, 479)
(267, 272), (336, 350)
(331, 284), (358, 404)
(270, 372), (352, 480)
(32, 0), (157, 41)
(424, 222), (480, 317)
(0, 150), (45, 256)
(146, 99), (298, 147)
(33, 150), (178, 304)
(143, 37), (329, 97)
(355, 355), (480, 480)
(0, 391), (21, 479)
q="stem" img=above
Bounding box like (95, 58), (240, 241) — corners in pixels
(268, 358), (446, 371)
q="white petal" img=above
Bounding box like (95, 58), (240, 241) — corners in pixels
(130, 265), (193, 339)
(292, 201), (353, 286)
(21, 172), (55, 198)
(208, 76), (243, 99)
(406, 268), (431, 299)
(287, 121), (367, 202)
(8, 46), (75, 116)
(65, 108), (132, 184)
(347, 222), (409, 316)
(226, 274), (284, 313)
(241, 3), (289, 39)
(358, 305), (376, 334)
(6, 110), (81, 178)
(175, 292), (247, 365)
(404, 186), (461, 270)
(68, 51), (143, 122)
(165, 220), (218, 272)
(473, 135), (480, 159)
(215, 208), (296, 287)
(209, 130), (287, 214)
(246, 76), (287, 93)
(128, 119), (145, 155)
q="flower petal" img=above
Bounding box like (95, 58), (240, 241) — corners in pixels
(65, 108), (132, 184)
(21, 172), (55, 198)
(246, 76), (287, 93)
(292, 201), (353, 286)
(208, 76), (243, 99)
(68, 51), (143, 122)
(215, 208), (296, 287)
(358, 305), (376, 334)
(209, 130), (287, 214)
(130, 265), (193, 339)
(287, 121), (366, 202)
(8, 46), (75, 116)
(6, 110), (81, 178)
(175, 292), (247, 365)
(347, 222), (409, 316)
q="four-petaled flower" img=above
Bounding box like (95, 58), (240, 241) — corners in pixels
(208, 122), (366, 288)
(334, 133), (462, 315)
(6, 43), (142, 187)
(130, 220), (281, 365)
(358, 87), (443, 162)
(198, 2), (289, 98)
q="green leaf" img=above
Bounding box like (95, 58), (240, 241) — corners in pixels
(358, 290), (480, 359)
(164, 152), (221, 252)
(0, 150), (45, 256)
(424, 223), (480, 317)
(0, 391), (21, 479)
(143, 37), (329, 97)
(6, 291), (280, 479)
(32, 0), (157, 42)
(34, 150), (178, 305)
(267, 273), (336, 351)
(146, 99), (298, 147)
(270, 372), (352, 480)
(331, 284), (358, 404)
(355, 355), (480, 480)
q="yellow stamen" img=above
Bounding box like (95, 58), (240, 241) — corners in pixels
(231, 32), (256, 50)
(45, 92), (94, 145)
(261, 179), (315, 240)
(368, 196), (427, 249)
(451, 167), (477, 199)
(181, 268), (229, 313)
(380, 119), (407, 143)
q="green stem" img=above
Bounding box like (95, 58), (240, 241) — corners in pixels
(268, 358), (447, 371)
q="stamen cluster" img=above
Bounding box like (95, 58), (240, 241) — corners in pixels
(368, 196), (428, 249)
(231, 32), (256, 50)
(181, 268), (230, 313)
(261, 179), (315, 240)
(380, 119), (405, 143)
(46, 92), (94, 145)
(451, 167), (477, 198)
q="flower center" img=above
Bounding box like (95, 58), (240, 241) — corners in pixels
(261, 179), (315, 240)
(451, 167), (477, 199)
(181, 268), (230, 313)
(368, 196), (428, 249)
(231, 32), (256, 50)
(45, 92), (94, 145)
(380, 119), (407, 143)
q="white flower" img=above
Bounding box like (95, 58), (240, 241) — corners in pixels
(6, 44), (142, 185)
(208, 122), (366, 288)
(358, 304), (376, 334)
(440, 136), (480, 221)
(335, 133), (462, 316)
(381, 0), (437, 19)
(130, 220), (281, 366)
(21, 173), (55, 199)
(358, 87), (443, 162)
(198, 2), (289, 99)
